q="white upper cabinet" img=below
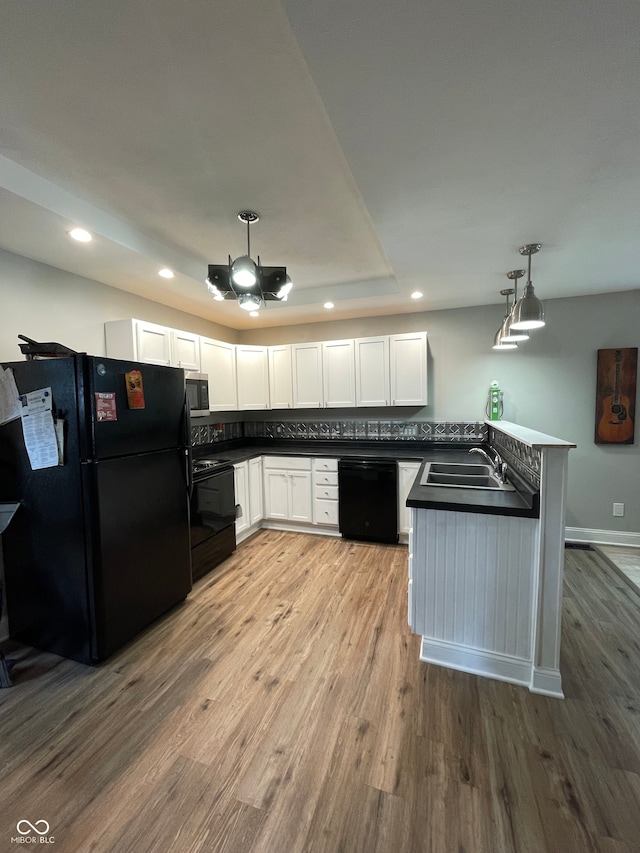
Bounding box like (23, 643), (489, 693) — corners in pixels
(200, 338), (238, 411)
(268, 345), (293, 409)
(389, 332), (428, 406)
(292, 343), (323, 408)
(170, 329), (200, 371)
(355, 336), (390, 407)
(236, 345), (270, 410)
(106, 320), (429, 411)
(135, 321), (174, 366)
(105, 319), (193, 369)
(322, 340), (356, 408)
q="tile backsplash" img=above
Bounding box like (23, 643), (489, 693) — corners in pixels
(191, 421), (243, 446)
(490, 428), (541, 489)
(191, 419), (488, 446)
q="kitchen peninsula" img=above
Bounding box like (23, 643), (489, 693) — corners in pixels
(406, 421), (576, 698)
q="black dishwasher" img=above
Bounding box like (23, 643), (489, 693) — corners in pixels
(338, 459), (398, 544)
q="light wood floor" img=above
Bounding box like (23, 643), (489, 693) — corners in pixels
(1, 532), (639, 853)
(596, 544), (640, 593)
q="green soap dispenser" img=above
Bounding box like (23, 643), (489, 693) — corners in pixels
(486, 380), (503, 420)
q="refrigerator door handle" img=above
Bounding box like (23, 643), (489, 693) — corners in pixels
(185, 448), (193, 499)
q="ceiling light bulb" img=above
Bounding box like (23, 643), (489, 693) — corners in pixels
(69, 227), (92, 242)
(277, 279), (293, 299)
(238, 292), (261, 311)
(158, 268), (174, 279)
(324, 302), (334, 309)
(231, 256), (258, 288)
(411, 291), (423, 299)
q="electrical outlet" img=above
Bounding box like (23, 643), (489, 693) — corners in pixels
(613, 502), (625, 517)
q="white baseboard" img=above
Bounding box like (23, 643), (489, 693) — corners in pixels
(565, 527), (640, 548)
(530, 666), (564, 699)
(420, 637), (533, 689)
(256, 521), (342, 539)
(420, 637), (564, 698)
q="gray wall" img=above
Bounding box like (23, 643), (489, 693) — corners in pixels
(0, 248), (238, 362)
(1, 248), (638, 535)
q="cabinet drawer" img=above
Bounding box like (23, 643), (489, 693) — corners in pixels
(314, 471), (338, 487)
(314, 484), (338, 501)
(312, 458), (338, 472)
(263, 455), (312, 471)
(315, 498), (339, 526)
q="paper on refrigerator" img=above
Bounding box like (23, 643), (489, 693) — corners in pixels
(0, 367), (22, 425)
(20, 387), (60, 470)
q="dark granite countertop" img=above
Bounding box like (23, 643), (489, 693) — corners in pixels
(194, 440), (539, 519)
(406, 456), (539, 519)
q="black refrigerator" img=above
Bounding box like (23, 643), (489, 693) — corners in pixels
(0, 354), (192, 664)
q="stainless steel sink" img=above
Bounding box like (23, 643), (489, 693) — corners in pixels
(419, 462), (515, 491)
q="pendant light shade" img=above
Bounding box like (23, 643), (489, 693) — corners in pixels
(493, 327), (518, 350)
(510, 244), (545, 330)
(238, 292), (261, 311)
(231, 255), (258, 288)
(500, 269), (530, 342)
(492, 288), (518, 350)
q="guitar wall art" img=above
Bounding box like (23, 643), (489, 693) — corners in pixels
(594, 347), (638, 445)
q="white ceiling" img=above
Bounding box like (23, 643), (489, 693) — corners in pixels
(1, 0), (639, 330)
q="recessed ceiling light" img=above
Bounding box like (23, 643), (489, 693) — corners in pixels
(249, 311), (260, 317)
(158, 268), (174, 279)
(411, 291), (423, 300)
(69, 227), (92, 243)
(324, 302), (334, 309)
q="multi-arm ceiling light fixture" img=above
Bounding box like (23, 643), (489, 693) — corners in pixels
(206, 211), (292, 312)
(492, 243), (545, 351)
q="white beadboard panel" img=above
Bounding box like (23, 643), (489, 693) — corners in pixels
(413, 509), (536, 660)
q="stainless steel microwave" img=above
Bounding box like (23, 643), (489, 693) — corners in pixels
(185, 372), (210, 417)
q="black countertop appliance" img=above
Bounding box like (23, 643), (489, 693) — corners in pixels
(0, 354), (192, 664)
(338, 458), (398, 544)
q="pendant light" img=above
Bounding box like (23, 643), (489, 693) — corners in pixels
(206, 211), (292, 311)
(492, 289), (518, 350)
(500, 269), (529, 343)
(510, 243), (545, 330)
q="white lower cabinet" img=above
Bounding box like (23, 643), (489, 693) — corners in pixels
(248, 457), (263, 526)
(234, 458), (264, 541)
(233, 462), (249, 537)
(398, 461), (422, 537)
(312, 458), (339, 527)
(263, 457), (312, 523)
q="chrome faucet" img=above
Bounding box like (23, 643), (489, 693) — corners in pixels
(469, 446), (508, 483)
